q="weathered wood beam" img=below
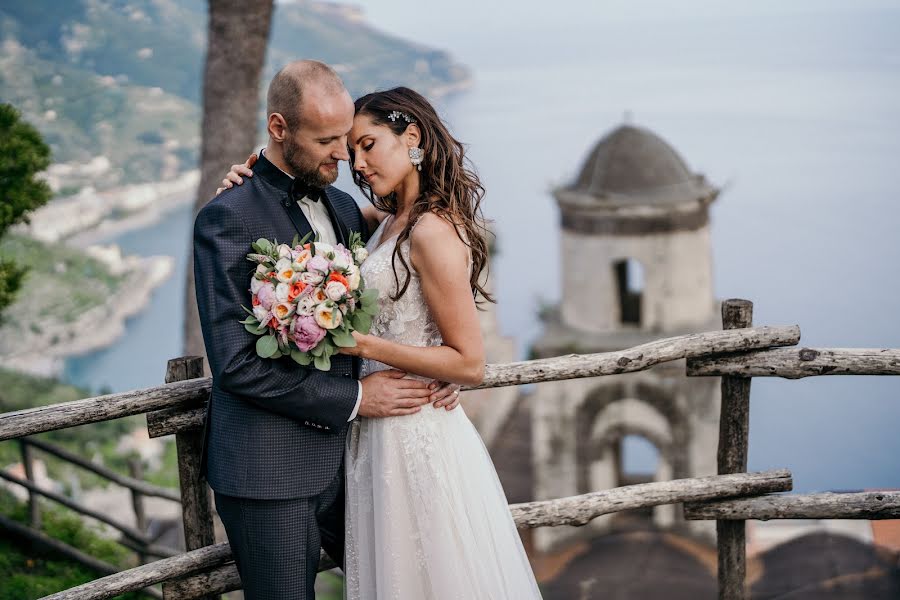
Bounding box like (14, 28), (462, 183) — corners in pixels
(163, 552), (337, 598)
(70, 470), (791, 599)
(146, 326), (803, 437)
(23, 437), (180, 502)
(716, 298), (753, 600)
(509, 469), (792, 528)
(685, 491), (900, 520)
(687, 347), (900, 378)
(0, 377), (210, 442)
(38, 542), (233, 600)
(477, 325), (800, 389)
(162, 358), (216, 600)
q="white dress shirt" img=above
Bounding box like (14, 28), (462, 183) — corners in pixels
(263, 150), (363, 421)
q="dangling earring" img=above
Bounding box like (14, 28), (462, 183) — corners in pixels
(409, 147), (424, 171)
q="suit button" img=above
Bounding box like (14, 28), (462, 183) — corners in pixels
(304, 421), (310, 426)
(342, 373), (351, 378)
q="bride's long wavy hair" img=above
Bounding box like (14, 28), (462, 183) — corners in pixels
(351, 87), (494, 305)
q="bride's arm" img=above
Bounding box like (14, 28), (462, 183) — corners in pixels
(343, 213), (485, 387)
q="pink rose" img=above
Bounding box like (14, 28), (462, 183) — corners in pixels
(307, 255), (330, 274)
(292, 315), (326, 352)
(256, 282), (276, 309)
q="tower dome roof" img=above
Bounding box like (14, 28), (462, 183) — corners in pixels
(562, 124), (716, 207)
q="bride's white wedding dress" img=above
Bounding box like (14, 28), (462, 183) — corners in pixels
(344, 218), (542, 599)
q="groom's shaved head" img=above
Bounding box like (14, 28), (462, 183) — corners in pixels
(267, 60), (346, 131)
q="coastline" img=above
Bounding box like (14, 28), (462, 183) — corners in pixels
(0, 252), (174, 379)
(1, 171), (193, 379)
(20, 170), (199, 248)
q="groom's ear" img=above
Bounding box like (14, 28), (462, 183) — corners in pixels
(404, 123), (421, 148)
(268, 113), (289, 142)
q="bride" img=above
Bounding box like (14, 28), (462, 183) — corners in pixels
(338, 87), (542, 599)
(222, 86), (541, 599)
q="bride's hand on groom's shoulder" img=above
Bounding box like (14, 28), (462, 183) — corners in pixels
(215, 153), (258, 195)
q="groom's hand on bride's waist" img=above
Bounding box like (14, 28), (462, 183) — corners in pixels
(358, 370), (433, 418)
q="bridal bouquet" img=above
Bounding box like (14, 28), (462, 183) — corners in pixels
(240, 232), (378, 371)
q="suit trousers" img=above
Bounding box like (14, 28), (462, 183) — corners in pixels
(215, 467), (345, 600)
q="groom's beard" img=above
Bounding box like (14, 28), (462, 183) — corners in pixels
(284, 135), (339, 188)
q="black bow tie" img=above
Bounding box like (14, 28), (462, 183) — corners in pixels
(290, 179), (324, 203)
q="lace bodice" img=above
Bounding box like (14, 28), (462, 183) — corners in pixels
(359, 218), (442, 377)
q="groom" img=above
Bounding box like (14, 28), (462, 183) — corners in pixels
(193, 60), (459, 599)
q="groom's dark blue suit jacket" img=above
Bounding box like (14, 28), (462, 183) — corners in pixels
(193, 153), (369, 499)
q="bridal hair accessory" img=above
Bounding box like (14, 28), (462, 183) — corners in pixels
(388, 110), (416, 124)
(409, 147), (424, 171)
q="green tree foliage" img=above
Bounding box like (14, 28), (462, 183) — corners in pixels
(0, 489), (142, 599)
(0, 103), (52, 316)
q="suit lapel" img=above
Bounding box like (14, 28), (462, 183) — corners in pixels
(280, 195), (315, 244)
(322, 187), (350, 247)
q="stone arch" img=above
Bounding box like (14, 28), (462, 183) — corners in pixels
(575, 380), (690, 494)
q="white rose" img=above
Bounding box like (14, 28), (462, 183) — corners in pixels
(314, 242), (334, 257)
(292, 249), (311, 271)
(277, 244), (293, 259)
(314, 301), (342, 330)
(276, 266), (297, 283)
(353, 247), (369, 263)
(296, 295), (317, 316)
(325, 280), (347, 301)
(330, 253), (350, 271)
(275, 283), (290, 302)
(346, 264), (361, 291)
(312, 287), (329, 304)
(252, 305), (270, 324)
(275, 258), (292, 272)
(250, 277), (264, 294)
(300, 271), (324, 286)
(272, 301), (295, 323)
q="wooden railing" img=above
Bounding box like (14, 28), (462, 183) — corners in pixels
(0, 298), (898, 599)
(0, 437), (182, 599)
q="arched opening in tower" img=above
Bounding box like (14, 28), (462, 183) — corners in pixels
(618, 433), (659, 487)
(614, 258), (643, 326)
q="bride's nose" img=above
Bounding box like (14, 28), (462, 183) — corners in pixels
(354, 156), (366, 171)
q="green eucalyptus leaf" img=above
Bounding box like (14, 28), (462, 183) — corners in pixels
(291, 350), (312, 366)
(314, 354), (331, 371)
(256, 335), (278, 358)
(352, 311), (372, 334)
(332, 329), (356, 348)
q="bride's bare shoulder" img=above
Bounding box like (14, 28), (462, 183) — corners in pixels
(410, 212), (468, 264)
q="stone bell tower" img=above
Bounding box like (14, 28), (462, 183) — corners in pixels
(530, 124), (723, 550)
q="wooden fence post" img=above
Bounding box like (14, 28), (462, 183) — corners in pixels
(165, 357), (216, 600)
(128, 456), (148, 565)
(19, 439), (41, 530)
(717, 299), (753, 599)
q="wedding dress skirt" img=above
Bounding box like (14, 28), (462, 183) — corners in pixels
(344, 220), (542, 599)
